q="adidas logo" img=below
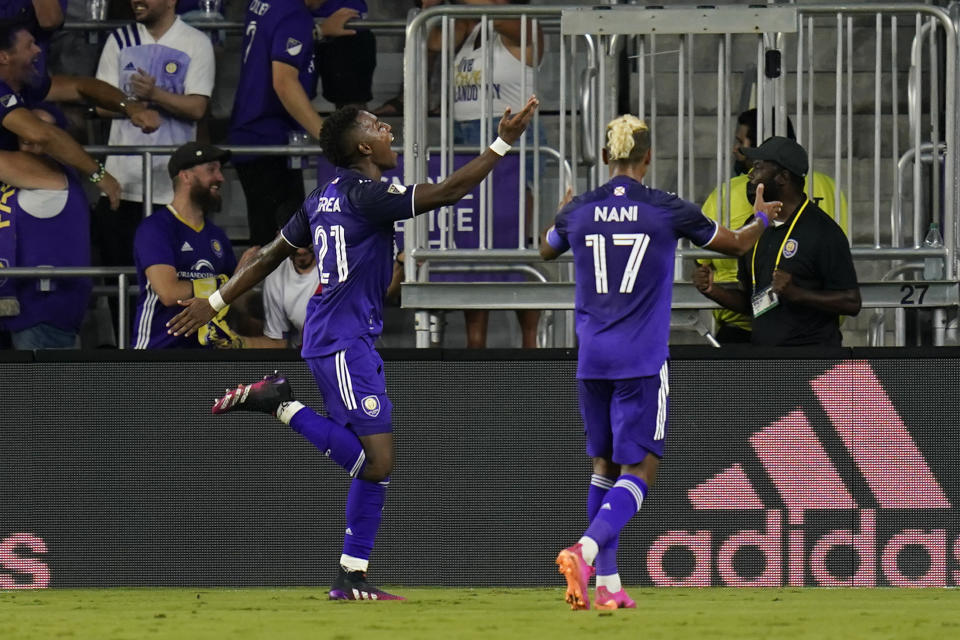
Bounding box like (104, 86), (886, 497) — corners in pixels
(180, 241), (193, 252)
(123, 62), (136, 71)
(345, 527), (353, 536)
(647, 361), (955, 587)
(601, 503), (612, 511)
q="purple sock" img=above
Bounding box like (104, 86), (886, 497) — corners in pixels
(342, 476), (389, 561)
(583, 474), (648, 549)
(289, 407), (366, 477)
(587, 474), (619, 577)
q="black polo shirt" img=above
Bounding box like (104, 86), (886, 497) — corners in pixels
(737, 199), (858, 346)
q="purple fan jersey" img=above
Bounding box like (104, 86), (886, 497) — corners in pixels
(132, 206), (237, 349)
(0, 74), (52, 151)
(280, 168), (416, 358)
(0, 167), (92, 334)
(547, 175), (718, 379)
(228, 0), (317, 149)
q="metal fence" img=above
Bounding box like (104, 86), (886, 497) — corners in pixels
(399, 3), (959, 347)
(4, 5), (959, 349)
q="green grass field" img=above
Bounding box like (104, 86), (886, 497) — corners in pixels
(3, 587), (960, 640)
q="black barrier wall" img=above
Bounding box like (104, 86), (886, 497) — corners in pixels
(1, 350), (959, 588)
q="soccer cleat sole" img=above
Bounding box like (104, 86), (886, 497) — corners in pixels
(329, 588), (405, 601)
(593, 598), (636, 611)
(556, 549), (591, 611)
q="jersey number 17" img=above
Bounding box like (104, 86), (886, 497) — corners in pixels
(584, 233), (650, 294)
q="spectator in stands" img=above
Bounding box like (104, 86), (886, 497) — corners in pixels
(0, 107), (91, 350)
(700, 108), (848, 343)
(0, 1), (65, 78)
(313, 1), (374, 110)
(228, 0), (358, 247)
(241, 245), (320, 349)
(132, 142), (255, 349)
(427, 0), (544, 348)
(93, 0), (215, 271)
(693, 136), (861, 347)
(0, 17), (162, 208)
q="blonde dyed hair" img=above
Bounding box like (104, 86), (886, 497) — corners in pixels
(605, 115), (651, 162)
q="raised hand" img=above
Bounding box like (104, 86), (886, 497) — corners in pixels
(130, 68), (157, 101)
(497, 95), (540, 145)
(753, 183), (783, 221)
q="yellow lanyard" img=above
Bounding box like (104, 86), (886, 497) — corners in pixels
(751, 200), (810, 292)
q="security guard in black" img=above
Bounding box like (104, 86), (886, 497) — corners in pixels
(736, 197), (858, 346)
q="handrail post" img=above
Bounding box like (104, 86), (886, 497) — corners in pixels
(117, 272), (128, 350)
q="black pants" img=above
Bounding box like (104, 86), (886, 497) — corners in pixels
(92, 198), (147, 268)
(716, 324), (753, 344)
(235, 157), (305, 247)
(316, 29), (376, 107)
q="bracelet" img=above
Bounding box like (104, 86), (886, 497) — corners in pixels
(208, 289), (226, 312)
(489, 136), (511, 157)
(88, 161), (107, 185)
(118, 96), (137, 114)
(754, 211), (770, 228)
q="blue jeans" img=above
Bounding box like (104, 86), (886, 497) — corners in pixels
(11, 323), (79, 350)
(453, 118), (548, 183)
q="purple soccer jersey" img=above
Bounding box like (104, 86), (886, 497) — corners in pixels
(548, 175), (718, 379)
(280, 168), (416, 358)
(228, 0), (317, 149)
(132, 206), (237, 349)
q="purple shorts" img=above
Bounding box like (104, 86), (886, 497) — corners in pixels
(305, 336), (393, 436)
(578, 364), (669, 463)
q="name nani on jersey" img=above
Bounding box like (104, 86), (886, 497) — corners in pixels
(594, 205), (638, 222)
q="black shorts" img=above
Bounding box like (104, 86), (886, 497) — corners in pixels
(315, 29), (376, 107)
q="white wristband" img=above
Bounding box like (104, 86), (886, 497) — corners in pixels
(489, 136), (511, 157)
(208, 289), (226, 312)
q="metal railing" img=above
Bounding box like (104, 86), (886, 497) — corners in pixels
(0, 267), (135, 348)
(400, 3), (959, 347)
(8, 5), (955, 349)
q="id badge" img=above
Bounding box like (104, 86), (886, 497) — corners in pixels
(751, 286), (779, 317)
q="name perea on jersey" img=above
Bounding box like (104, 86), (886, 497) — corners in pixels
(316, 196), (342, 213)
(594, 205), (638, 223)
(248, 0), (270, 16)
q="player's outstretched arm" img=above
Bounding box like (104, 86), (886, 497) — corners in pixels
(412, 95), (539, 214)
(166, 236), (297, 337)
(705, 183), (781, 257)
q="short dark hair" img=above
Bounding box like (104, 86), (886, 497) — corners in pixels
(318, 106), (362, 168)
(738, 108), (796, 147)
(0, 17), (31, 52)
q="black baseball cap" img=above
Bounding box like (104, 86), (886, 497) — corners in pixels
(742, 136), (808, 177)
(167, 142), (231, 178)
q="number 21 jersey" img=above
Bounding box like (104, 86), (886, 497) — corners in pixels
(281, 169), (416, 358)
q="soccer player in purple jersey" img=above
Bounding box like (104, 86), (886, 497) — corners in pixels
(167, 96), (540, 600)
(541, 115), (783, 611)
